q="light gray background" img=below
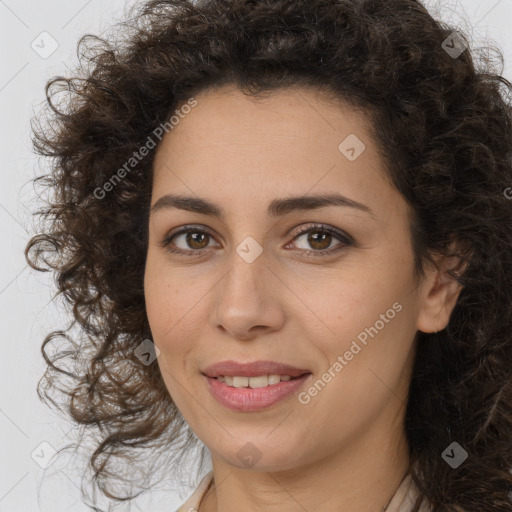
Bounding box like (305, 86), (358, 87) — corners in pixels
(1, 0), (511, 510)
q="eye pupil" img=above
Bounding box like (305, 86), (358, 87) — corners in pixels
(308, 232), (331, 250)
(187, 232), (208, 249)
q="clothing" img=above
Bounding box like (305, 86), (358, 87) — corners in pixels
(174, 470), (432, 512)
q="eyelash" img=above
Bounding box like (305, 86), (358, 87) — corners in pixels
(160, 223), (354, 258)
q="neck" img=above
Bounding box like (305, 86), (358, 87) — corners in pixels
(199, 418), (411, 512)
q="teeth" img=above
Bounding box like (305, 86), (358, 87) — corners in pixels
(216, 374), (296, 388)
(233, 376), (249, 388)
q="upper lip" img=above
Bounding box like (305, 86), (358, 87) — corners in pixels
(202, 360), (311, 378)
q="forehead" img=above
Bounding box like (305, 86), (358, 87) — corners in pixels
(151, 85), (407, 225)
(156, 84), (374, 153)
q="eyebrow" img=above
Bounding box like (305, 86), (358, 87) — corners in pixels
(150, 193), (376, 220)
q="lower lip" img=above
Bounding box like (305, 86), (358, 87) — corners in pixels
(204, 374), (312, 412)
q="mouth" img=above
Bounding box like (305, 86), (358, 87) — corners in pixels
(201, 360), (312, 412)
(202, 369), (312, 412)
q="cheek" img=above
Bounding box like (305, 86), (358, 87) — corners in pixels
(306, 272), (392, 330)
(306, 264), (414, 360)
(297, 279), (415, 430)
(144, 258), (194, 405)
(144, 252), (212, 362)
(144, 249), (189, 332)
(144, 252), (184, 346)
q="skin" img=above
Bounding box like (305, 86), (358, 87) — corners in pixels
(144, 84), (463, 512)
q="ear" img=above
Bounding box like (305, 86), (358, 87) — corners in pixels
(416, 250), (467, 334)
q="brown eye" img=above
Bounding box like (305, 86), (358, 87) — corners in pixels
(183, 232), (210, 250)
(304, 231), (333, 251)
(287, 223), (354, 258)
(162, 226), (218, 255)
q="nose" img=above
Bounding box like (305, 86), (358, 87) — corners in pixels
(212, 247), (286, 341)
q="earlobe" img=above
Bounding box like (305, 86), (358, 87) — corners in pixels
(416, 254), (466, 334)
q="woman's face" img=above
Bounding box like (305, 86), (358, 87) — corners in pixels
(144, 85), (459, 473)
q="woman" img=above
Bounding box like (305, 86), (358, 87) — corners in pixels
(25, 0), (512, 511)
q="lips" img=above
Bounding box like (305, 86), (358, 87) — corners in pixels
(204, 372), (312, 412)
(202, 360), (311, 378)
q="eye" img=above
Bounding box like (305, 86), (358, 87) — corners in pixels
(286, 223), (353, 257)
(160, 223), (353, 258)
(161, 225), (217, 255)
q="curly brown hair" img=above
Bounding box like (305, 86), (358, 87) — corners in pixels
(25, 0), (512, 510)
